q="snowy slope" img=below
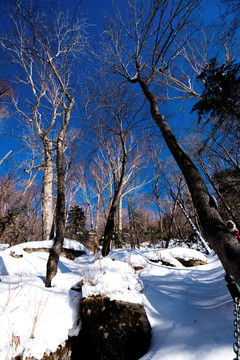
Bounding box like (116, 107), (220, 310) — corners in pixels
(0, 241), (235, 359)
(140, 256), (234, 360)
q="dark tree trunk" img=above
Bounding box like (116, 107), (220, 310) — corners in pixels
(102, 137), (127, 257)
(139, 79), (240, 284)
(102, 204), (117, 257)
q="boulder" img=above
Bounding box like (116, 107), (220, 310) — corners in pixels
(72, 296), (151, 360)
(176, 258), (207, 267)
(23, 247), (85, 260)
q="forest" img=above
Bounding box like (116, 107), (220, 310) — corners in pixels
(0, 0), (240, 286)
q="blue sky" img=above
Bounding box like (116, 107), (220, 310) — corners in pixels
(0, 0), (115, 170)
(84, 0), (113, 24)
(0, 0), (236, 174)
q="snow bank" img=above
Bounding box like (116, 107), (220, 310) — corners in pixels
(0, 276), (81, 359)
(81, 257), (143, 303)
(18, 238), (90, 254)
(142, 247), (208, 267)
(0, 240), (234, 360)
(0, 244), (10, 251)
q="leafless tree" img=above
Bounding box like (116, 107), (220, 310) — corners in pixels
(91, 83), (148, 255)
(148, 136), (165, 234)
(90, 156), (113, 235)
(0, 78), (13, 164)
(0, 172), (41, 245)
(99, 0), (240, 282)
(0, 0), (89, 286)
(0, 78), (12, 116)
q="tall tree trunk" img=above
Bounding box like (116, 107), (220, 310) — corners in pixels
(165, 197), (178, 248)
(128, 199), (135, 248)
(102, 170), (126, 256)
(153, 173), (164, 235)
(42, 138), (53, 241)
(102, 203), (117, 256)
(45, 135), (65, 287)
(139, 79), (240, 283)
(95, 193), (100, 234)
(117, 194), (123, 247)
(156, 189), (163, 234)
(45, 94), (74, 287)
(102, 187), (125, 255)
(102, 144), (127, 256)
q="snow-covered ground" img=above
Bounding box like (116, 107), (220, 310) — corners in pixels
(0, 239), (235, 359)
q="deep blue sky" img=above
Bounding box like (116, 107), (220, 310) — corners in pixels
(0, 0), (234, 174)
(0, 0), (115, 170)
(84, 0), (113, 24)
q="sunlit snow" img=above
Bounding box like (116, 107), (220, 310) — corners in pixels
(0, 240), (235, 359)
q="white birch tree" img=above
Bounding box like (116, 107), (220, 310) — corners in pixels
(0, 0), (89, 286)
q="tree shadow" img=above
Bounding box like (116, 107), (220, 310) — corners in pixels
(0, 256), (9, 275)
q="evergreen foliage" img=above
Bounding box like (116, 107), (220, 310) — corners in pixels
(192, 58), (240, 124)
(65, 205), (89, 245)
(213, 168), (240, 220)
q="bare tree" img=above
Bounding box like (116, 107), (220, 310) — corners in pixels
(184, 121), (240, 227)
(99, 0), (240, 282)
(0, 0), (89, 286)
(0, 79), (13, 164)
(1, 7), (56, 241)
(90, 156), (112, 235)
(0, 172), (41, 245)
(148, 136), (165, 234)
(91, 83), (147, 255)
(45, 59), (75, 287)
(0, 78), (12, 118)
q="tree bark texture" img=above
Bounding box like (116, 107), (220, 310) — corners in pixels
(102, 204), (117, 257)
(117, 195), (123, 247)
(102, 135), (127, 256)
(42, 138), (54, 241)
(139, 79), (240, 284)
(45, 136), (65, 287)
(45, 96), (74, 287)
(95, 193), (100, 234)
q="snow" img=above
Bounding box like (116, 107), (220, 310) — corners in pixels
(81, 257), (143, 303)
(0, 240), (235, 359)
(140, 247), (208, 267)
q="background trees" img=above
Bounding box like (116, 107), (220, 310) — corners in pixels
(88, 83), (148, 255)
(97, 0), (240, 282)
(192, 56), (240, 229)
(65, 205), (89, 245)
(0, 173), (41, 245)
(0, 0), (240, 282)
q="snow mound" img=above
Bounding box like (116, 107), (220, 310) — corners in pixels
(0, 239), (90, 277)
(81, 257), (143, 303)
(142, 247), (208, 267)
(0, 276), (81, 359)
(17, 238), (90, 254)
(109, 249), (147, 269)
